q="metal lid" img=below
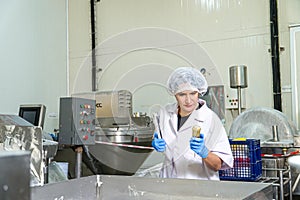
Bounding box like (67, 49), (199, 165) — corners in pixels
(229, 107), (296, 146)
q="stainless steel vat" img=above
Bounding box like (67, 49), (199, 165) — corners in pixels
(31, 175), (273, 200)
(56, 91), (155, 176)
(95, 117), (153, 143)
(54, 121), (154, 177)
(87, 141), (153, 175)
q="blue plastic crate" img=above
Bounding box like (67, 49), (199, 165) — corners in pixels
(219, 139), (262, 181)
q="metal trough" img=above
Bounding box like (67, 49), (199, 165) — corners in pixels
(32, 175), (273, 200)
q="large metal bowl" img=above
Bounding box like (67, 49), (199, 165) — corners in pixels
(84, 119), (154, 175)
(86, 141), (153, 175)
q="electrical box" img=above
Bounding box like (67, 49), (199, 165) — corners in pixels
(225, 88), (246, 110)
(59, 97), (96, 145)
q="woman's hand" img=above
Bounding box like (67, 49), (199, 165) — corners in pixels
(190, 133), (209, 158)
(152, 132), (166, 152)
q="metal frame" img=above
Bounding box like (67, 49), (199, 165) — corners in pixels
(261, 165), (292, 200)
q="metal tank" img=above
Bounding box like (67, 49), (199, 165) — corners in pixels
(229, 106), (300, 198)
(71, 90), (154, 176)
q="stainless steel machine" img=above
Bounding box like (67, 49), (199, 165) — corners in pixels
(81, 90), (154, 175)
(229, 106), (300, 199)
(55, 91), (154, 177)
(0, 113), (59, 185)
(0, 114), (44, 186)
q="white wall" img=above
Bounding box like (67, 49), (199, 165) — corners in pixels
(68, 0), (300, 131)
(68, 0), (92, 94)
(0, 0), (67, 132)
(1, 1), (298, 133)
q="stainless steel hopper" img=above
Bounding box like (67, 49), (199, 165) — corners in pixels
(83, 115), (154, 175)
(31, 175), (273, 200)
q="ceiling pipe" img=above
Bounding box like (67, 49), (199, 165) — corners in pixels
(270, 0), (282, 111)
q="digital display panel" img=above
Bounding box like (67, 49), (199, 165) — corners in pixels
(19, 105), (46, 128)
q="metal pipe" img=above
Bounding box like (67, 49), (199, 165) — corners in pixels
(288, 167), (292, 200)
(90, 0), (97, 91)
(292, 174), (300, 192)
(237, 86), (242, 115)
(75, 146), (83, 178)
(270, 0), (282, 111)
(279, 170), (284, 200)
(44, 158), (49, 184)
(272, 125), (279, 142)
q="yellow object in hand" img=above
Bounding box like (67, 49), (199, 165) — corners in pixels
(192, 126), (201, 138)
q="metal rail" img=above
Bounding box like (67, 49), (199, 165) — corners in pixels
(261, 166), (292, 200)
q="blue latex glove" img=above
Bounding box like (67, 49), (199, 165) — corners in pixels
(190, 133), (209, 158)
(152, 132), (166, 152)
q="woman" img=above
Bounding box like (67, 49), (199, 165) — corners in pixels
(152, 67), (233, 180)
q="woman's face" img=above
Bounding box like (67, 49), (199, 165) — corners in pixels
(175, 90), (199, 116)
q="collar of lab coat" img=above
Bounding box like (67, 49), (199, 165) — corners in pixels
(165, 99), (208, 132)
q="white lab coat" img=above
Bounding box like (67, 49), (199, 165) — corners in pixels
(157, 99), (233, 180)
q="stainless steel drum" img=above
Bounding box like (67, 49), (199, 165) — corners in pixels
(67, 91), (155, 176)
(55, 117), (154, 177)
(95, 116), (153, 143)
(84, 116), (154, 175)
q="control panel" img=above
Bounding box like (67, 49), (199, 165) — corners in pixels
(59, 97), (96, 145)
(225, 88), (246, 110)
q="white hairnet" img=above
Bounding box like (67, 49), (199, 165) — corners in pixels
(167, 67), (208, 96)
